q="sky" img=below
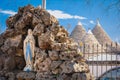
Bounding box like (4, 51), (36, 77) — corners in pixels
(0, 0), (120, 42)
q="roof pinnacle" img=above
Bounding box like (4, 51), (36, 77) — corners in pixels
(97, 18), (101, 26)
(87, 29), (93, 34)
(77, 20), (82, 26)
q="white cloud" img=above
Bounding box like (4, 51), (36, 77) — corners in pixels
(89, 20), (95, 24)
(0, 9), (17, 16)
(48, 10), (87, 19)
(0, 9), (87, 20)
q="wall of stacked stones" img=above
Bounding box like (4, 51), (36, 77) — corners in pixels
(0, 5), (94, 80)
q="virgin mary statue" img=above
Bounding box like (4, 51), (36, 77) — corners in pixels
(23, 29), (35, 71)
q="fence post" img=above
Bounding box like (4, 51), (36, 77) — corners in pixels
(116, 42), (118, 79)
(110, 42), (113, 79)
(83, 43), (85, 58)
(101, 44), (103, 79)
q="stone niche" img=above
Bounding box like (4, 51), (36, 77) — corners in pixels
(0, 5), (94, 80)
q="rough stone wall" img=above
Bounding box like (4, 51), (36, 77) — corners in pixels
(0, 5), (94, 80)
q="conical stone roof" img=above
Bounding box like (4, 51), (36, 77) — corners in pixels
(82, 30), (100, 45)
(92, 20), (112, 45)
(81, 30), (102, 53)
(70, 21), (86, 43)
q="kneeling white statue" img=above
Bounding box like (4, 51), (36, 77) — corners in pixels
(23, 29), (35, 71)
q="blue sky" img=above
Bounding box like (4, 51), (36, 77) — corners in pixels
(0, 0), (120, 42)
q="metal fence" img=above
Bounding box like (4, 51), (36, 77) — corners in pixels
(79, 43), (120, 80)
